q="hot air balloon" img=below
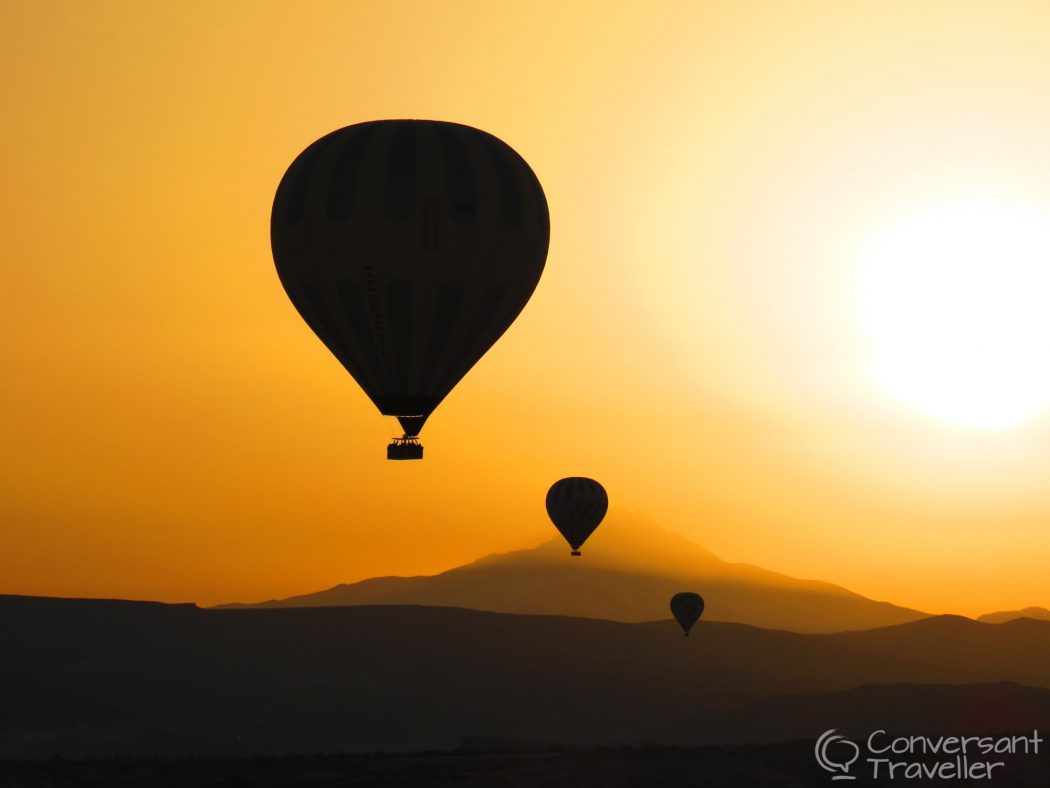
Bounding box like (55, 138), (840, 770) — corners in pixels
(545, 477), (608, 556)
(271, 120), (550, 459)
(670, 592), (705, 637)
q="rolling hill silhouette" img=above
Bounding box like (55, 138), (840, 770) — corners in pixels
(3, 595), (1049, 758)
(666, 681), (1050, 745)
(219, 511), (927, 632)
(978, 606), (1050, 624)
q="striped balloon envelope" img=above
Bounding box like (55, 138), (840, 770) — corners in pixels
(271, 120), (550, 459)
(545, 477), (609, 556)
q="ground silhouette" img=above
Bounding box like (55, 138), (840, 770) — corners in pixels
(5, 739), (1048, 788)
(3, 595), (1050, 760)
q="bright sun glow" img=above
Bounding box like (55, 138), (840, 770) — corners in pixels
(859, 198), (1050, 429)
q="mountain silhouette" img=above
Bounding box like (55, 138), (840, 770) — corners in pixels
(4, 595), (1050, 758)
(218, 511), (927, 632)
(978, 606), (1050, 624)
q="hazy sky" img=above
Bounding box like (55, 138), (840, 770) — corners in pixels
(5, 1), (1050, 615)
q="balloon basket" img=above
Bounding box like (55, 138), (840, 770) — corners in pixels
(570, 550), (581, 557)
(387, 438), (423, 461)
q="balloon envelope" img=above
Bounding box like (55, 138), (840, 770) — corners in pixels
(670, 592), (705, 636)
(545, 477), (608, 556)
(271, 120), (550, 455)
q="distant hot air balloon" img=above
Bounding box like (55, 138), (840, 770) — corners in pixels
(670, 592), (705, 637)
(271, 120), (550, 460)
(545, 477), (608, 556)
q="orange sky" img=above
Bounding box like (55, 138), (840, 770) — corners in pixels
(4, 0), (1050, 616)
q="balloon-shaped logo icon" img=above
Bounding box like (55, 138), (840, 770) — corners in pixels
(814, 729), (859, 780)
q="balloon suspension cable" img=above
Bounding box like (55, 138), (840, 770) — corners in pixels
(387, 434), (423, 461)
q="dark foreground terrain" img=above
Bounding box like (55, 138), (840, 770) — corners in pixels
(4, 596), (1050, 758)
(2, 742), (1049, 788)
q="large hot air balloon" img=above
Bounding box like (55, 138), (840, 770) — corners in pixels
(670, 592), (705, 637)
(271, 120), (550, 460)
(545, 477), (608, 556)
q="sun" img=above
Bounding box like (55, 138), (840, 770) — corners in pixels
(858, 198), (1050, 429)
